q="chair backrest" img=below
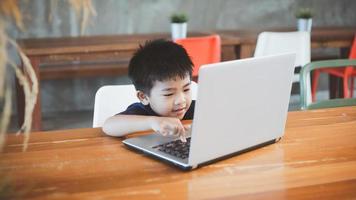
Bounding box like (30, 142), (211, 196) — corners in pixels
(349, 34), (356, 59)
(346, 34), (356, 75)
(254, 31), (310, 66)
(92, 81), (198, 127)
(300, 59), (356, 110)
(175, 35), (221, 77)
(254, 31), (311, 71)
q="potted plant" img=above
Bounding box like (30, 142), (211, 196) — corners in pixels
(295, 8), (313, 32)
(170, 13), (188, 40)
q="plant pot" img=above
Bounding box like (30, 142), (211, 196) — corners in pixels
(171, 22), (187, 40)
(297, 18), (312, 32)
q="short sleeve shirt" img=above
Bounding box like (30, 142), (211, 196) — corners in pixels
(118, 100), (195, 120)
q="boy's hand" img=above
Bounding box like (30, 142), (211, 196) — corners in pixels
(150, 117), (187, 142)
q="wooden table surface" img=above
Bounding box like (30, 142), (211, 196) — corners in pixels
(17, 32), (240, 56)
(215, 26), (356, 59)
(2, 106), (356, 199)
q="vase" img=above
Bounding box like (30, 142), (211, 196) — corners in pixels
(297, 18), (312, 32)
(171, 22), (187, 40)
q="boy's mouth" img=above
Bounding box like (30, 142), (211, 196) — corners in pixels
(173, 107), (186, 114)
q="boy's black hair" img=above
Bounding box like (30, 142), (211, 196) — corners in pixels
(128, 39), (193, 95)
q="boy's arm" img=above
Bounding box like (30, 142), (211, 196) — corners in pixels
(102, 115), (154, 137)
(102, 115), (188, 141)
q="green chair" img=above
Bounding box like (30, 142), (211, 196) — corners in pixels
(300, 59), (356, 110)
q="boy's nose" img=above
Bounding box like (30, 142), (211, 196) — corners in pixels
(174, 92), (186, 105)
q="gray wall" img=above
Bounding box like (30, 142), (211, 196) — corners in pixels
(9, 0), (356, 113)
(15, 0), (356, 37)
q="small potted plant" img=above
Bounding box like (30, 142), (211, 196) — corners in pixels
(170, 13), (188, 40)
(295, 8), (313, 32)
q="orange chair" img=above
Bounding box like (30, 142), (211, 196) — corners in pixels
(312, 34), (356, 101)
(175, 35), (221, 77)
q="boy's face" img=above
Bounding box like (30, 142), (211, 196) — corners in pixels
(140, 75), (192, 119)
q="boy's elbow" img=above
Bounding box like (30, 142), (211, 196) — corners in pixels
(102, 125), (114, 136)
(102, 119), (126, 137)
(102, 119), (116, 136)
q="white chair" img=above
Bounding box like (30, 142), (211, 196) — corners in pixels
(92, 81), (198, 127)
(254, 31), (311, 102)
(254, 31), (311, 83)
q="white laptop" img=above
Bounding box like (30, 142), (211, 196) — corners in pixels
(123, 53), (296, 170)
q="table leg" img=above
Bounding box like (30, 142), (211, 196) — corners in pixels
(238, 44), (255, 59)
(16, 56), (42, 131)
(329, 75), (343, 99)
(329, 47), (351, 99)
(222, 45), (237, 61)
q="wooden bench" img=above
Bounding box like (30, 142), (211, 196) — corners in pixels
(39, 59), (130, 80)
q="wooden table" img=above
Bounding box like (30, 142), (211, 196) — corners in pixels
(16, 27), (355, 131)
(16, 32), (240, 131)
(2, 106), (356, 199)
(215, 26), (356, 59)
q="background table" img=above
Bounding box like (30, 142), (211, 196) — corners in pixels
(16, 27), (356, 131)
(2, 106), (356, 199)
(216, 26), (356, 101)
(215, 26), (356, 59)
(16, 32), (240, 131)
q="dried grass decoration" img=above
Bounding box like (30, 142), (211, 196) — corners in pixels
(0, 0), (97, 152)
(69, 0), (97, 34)
(0, 24), (38, 152)
(1, 0), (38, 152)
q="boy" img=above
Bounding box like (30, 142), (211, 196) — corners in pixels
(102, 39), (195, 142)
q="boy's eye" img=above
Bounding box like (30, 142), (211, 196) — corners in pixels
(163, 93), (174, 96)
(184, 88), (190, 92)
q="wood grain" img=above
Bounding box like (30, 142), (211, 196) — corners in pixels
(2, 106), (356, 199)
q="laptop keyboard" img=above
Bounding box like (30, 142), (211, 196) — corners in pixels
(153, 137), (191, 159)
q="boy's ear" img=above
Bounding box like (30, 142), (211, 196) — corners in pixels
(136, 91), (149, 105)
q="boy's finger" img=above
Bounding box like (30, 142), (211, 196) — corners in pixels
(174, 126), (180, 136)
(168, 129), (177, 136)
(177, 124), (185, 135)
(178, 127), (187, 142)
(183, 124), (191, 130)
(160, 130), (167, 136)
(180, 134), (187, 143)
(168, 126), (176, 136)
(183, 124), (192, 136)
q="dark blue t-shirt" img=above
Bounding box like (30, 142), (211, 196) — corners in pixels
(118, 100), (195, 120)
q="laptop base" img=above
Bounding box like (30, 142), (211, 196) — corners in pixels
(123, 138), (279, 171)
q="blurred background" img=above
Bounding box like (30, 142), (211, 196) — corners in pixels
(12, 0), (356, 37)
(6, 0), (356, 130)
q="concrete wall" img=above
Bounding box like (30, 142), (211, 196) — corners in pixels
(9, 0), (356, 113)
(15, 0), (356, 37)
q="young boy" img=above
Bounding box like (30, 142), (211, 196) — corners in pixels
(102, 39), (195, 142)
